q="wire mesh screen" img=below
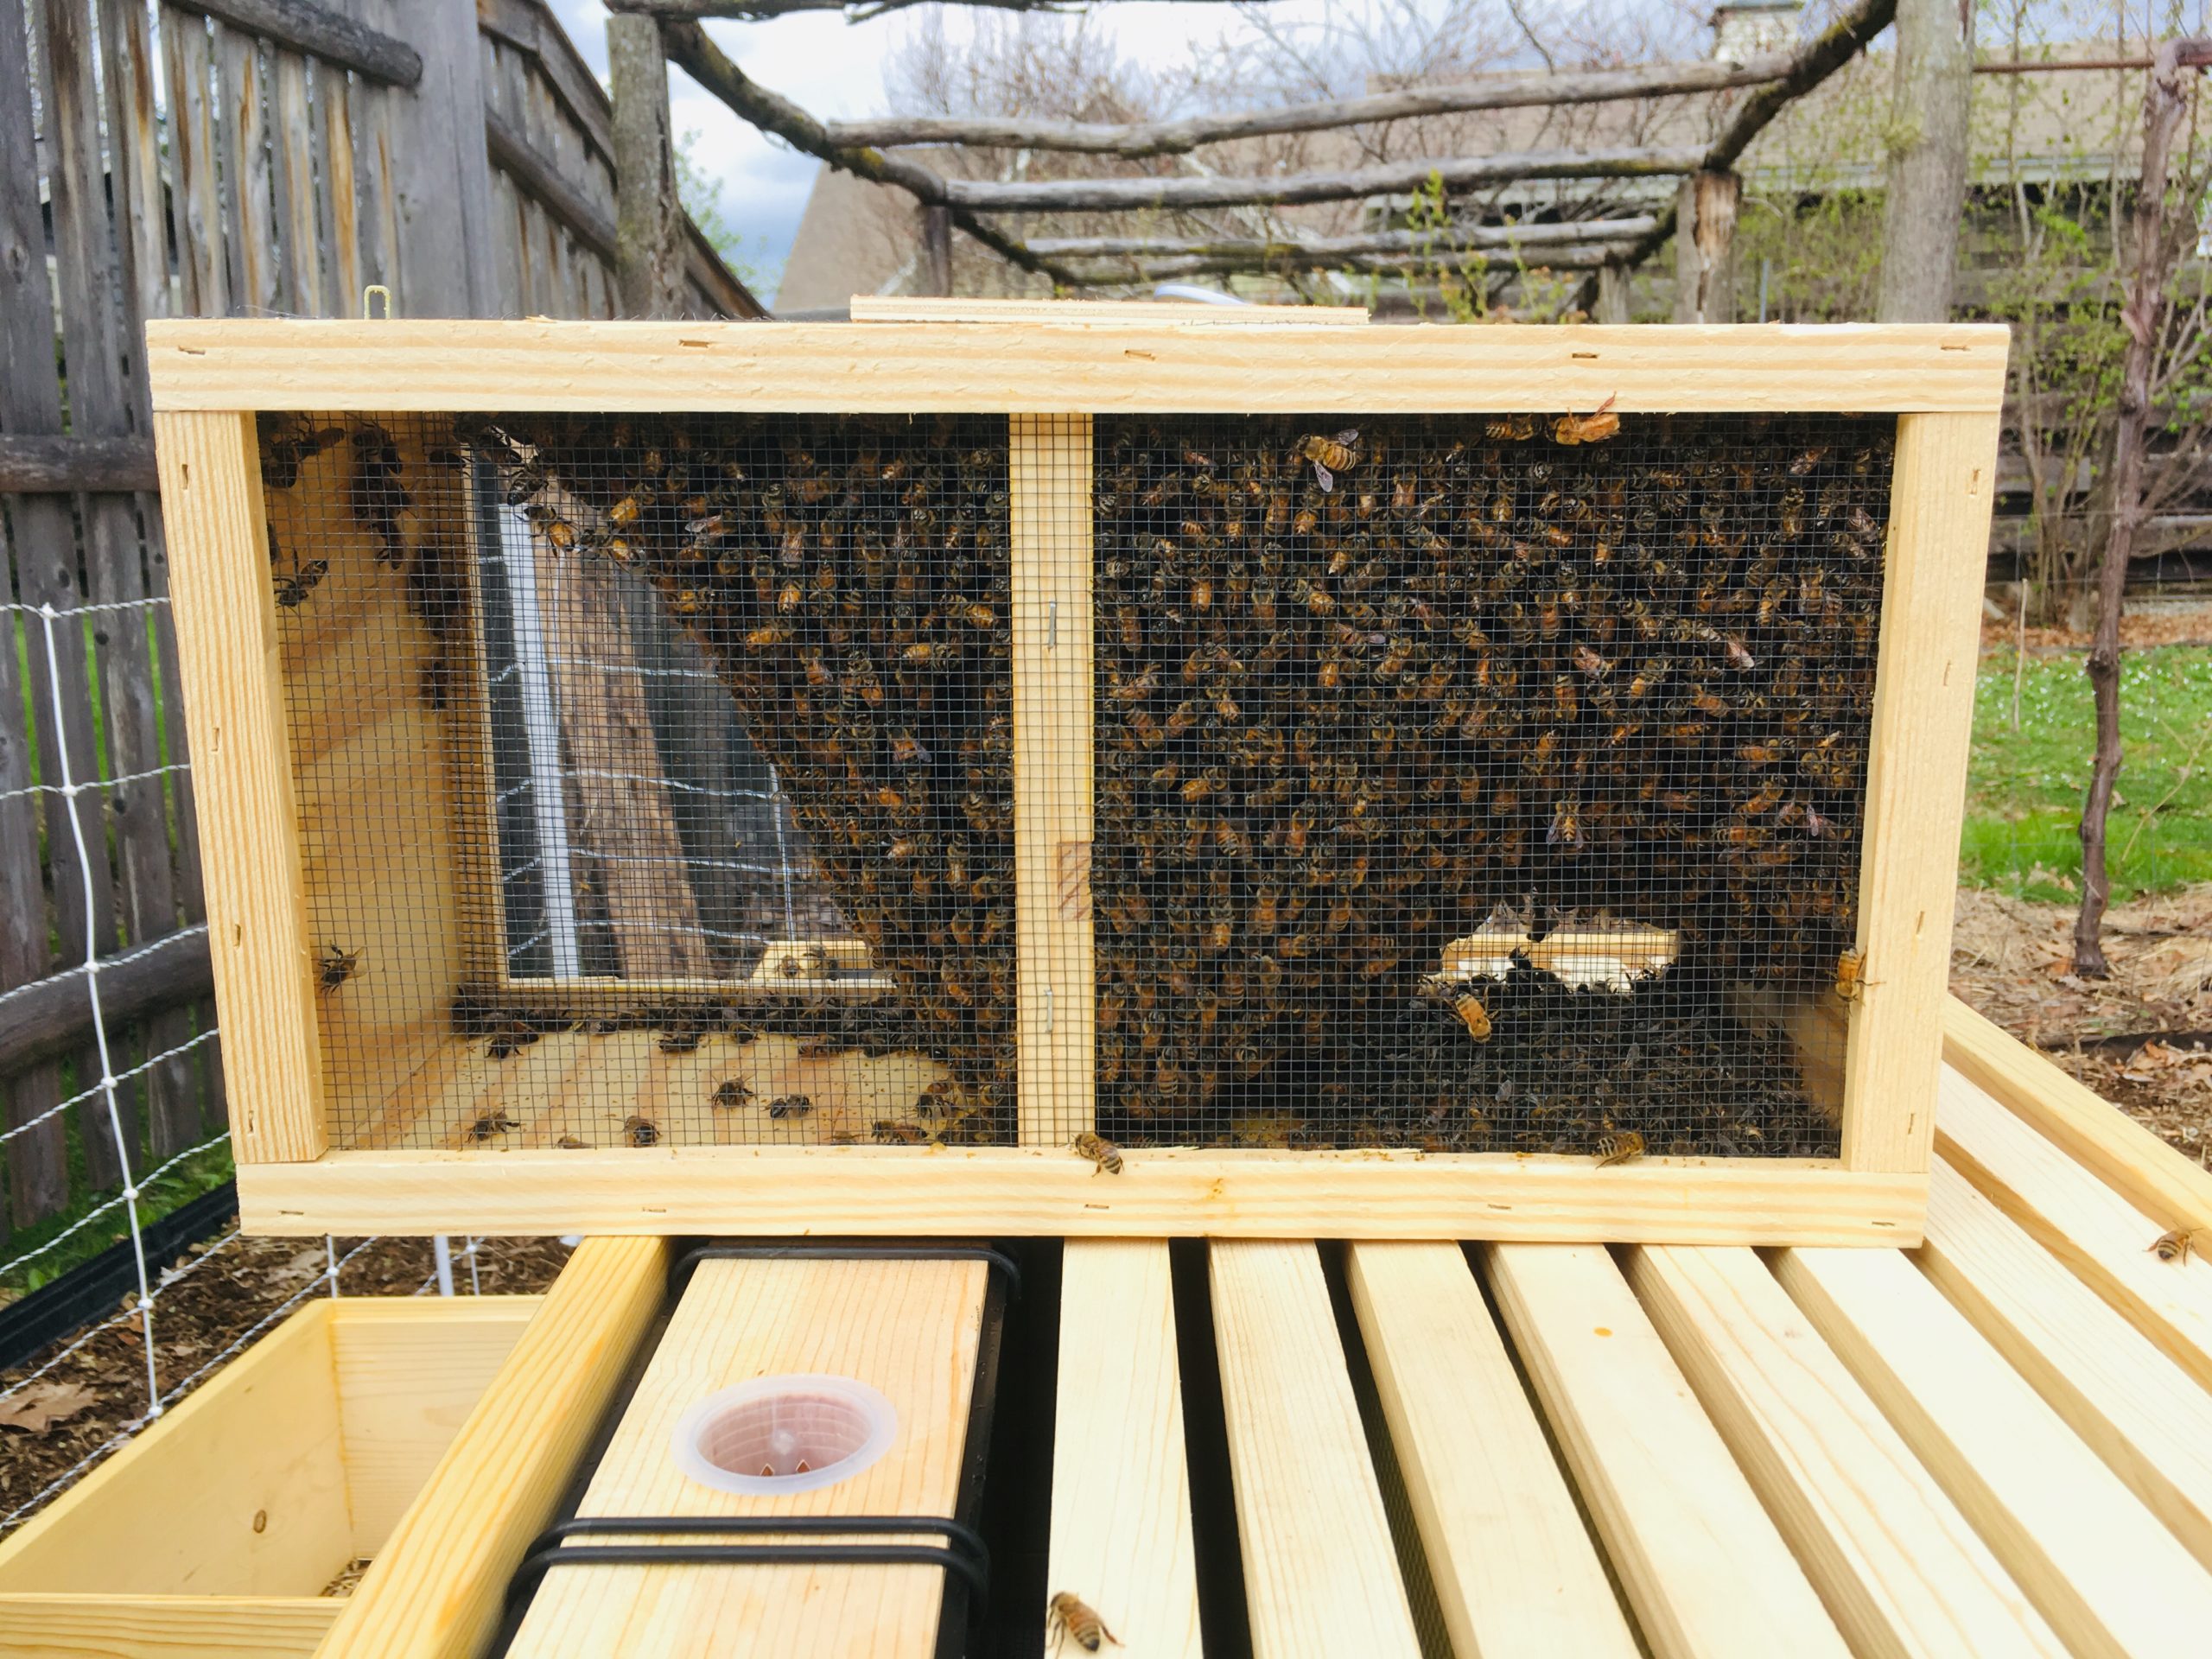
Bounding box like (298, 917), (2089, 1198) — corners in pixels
(258, 413), (1014, 1151)
(1088, 412), (1894, 1156)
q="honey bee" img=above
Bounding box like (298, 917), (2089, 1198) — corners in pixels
(623, 1115), (659, 1147)
(872, 1119), (928, 1145)
(1484, 414), (1537, 441)
(554, 1134), (587, 1149)
(259, 421), (346, 489)
(1593, 1130), (1646, 1166)
(1553, 395), (1620, 446)
(658, 1026), (704, 1055)
(1789, 444), (1830, 475)
(769, 1095), (815, 1120)
(1046, 1591), (1122, 1653)
(274, 560), (330, 608)
(467, 1112), (521, 1142)
(1834, 948), (1874, 1002)
(1452, 992), (1492, 1041)
(2149, 1228), (2199, 1263)
(318, 944), (363, 992)
(1294, 429), (1361, 492)
(1071, 1130), (1123, 1174)
(712, 1078), (754, 1109)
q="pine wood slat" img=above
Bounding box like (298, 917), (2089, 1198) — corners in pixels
(1775, 1244), (2212, 1658)
(1011, 412), (1095, 1146)
(1345, 1242), (1638, 1659)
(1918, 1159), (2212, 1573)
(1046, 1241), (1203, 1658)
(143, 320), (2013, 413)
(1944, 996), (2212, 1236)
(1841, 410), (1999, 1172)
(0, 1594), (337, 1658)
(1936, 1066), (2212, 1389)
(1484, 1243), (1848, 1659)
(1210, 1242), (1420, 1657)
(1626, 1246), (2062, 1658)
(316, 1237), (670, 1659)
(506, 1254), (988, 1658)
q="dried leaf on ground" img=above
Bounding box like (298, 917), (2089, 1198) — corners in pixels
(0, 1381), (99, 1433)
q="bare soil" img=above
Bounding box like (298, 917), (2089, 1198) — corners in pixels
(1950, 880), (2212, 1160)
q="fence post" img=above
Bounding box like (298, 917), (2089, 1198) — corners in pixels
(608, 12), (687, 319)
(360, 0), (497, 315)
(1672, 169), (1739, 324)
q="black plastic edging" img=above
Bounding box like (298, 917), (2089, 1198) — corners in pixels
(0, 1179), (239, 1371)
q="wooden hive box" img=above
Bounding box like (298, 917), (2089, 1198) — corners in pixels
(146, 314), (2005, 1244)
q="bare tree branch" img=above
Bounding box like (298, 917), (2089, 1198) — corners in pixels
(1026, 217), (1657, 258)
(1062, 242), (1624, 282)
(826, 54), (1795, 157)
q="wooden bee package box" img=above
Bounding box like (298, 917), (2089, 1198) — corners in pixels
(146, 316), (2005, 1243)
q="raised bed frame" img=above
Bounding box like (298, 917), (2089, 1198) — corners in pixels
(146, 315), (2006, 1243)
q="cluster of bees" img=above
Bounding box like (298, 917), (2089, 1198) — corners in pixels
(465, 413), (1022, 1128)
(1088, 411), (1886, 1152)
(264, 407), (1888, 1159)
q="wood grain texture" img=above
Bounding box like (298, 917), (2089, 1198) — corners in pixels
(1936, 1066), (2212, 1389)
(153, 410), (326, 1162)
(0, 1304), (347, 1597)
(1774, 1243), (2212, 1658)
(1842, 411), (2000, 1173)
(316, 1237), (670, 1659)
(235, 1142), (1925, 1241)
(143, 320), (2012, 413)
(1943, 995), (2212, 1234)
(849, 296), (1372, 325)
(1011, 414), (1094, 1145)
(507, 1255), (988, 1658)
(1918, 1159), (2212, 1573)
(1209, 1242), (1420, 1658)
(0, 1594), (336, 1659)
(1046, 1242), (1202, 1659)
(1484, 1243), (1848, 1659)
(1626, 1246), (2062, 1659)
(1345, 1242), (1637, 1659)
(328, 1298), (537, 1548)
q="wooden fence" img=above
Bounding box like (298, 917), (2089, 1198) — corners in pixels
(0, 0), (760, 1243)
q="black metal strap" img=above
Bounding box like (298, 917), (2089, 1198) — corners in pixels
(669, 1240), (1022, 1303)
(504, 1515), (990, 1614)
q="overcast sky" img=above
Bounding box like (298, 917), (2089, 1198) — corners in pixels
(544, 2), (1346, 305)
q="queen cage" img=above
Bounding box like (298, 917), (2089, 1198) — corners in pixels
(148, 316), (2005, 1243)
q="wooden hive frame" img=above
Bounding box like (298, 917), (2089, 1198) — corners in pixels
(146, 315), (2005, 1244)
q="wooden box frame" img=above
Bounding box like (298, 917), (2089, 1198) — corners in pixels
(147, 316), (2005, 1243)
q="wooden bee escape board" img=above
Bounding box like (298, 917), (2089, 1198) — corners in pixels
(147, 317), (2005, 1243)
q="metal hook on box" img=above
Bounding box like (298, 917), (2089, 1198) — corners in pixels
(1046, 598), (1058, 652)
(363, 284), (392, 321)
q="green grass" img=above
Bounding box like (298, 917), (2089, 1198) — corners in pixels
(1964, 644), (2212, 904)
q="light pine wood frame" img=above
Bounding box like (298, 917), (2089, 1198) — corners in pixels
(149, 318), (2005, 1243)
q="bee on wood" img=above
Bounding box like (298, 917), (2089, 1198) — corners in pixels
(1834, 948), (1874, 1003)
(623, 1115), (659, 1147)
(274, 560), (330, 608)
(1046, 1590), (1122, 1653)
(769, 1095), (815, 1120)
(1553, 395), (1620, 446)
(712, 1078), (754, 1109)
(485, 1018), (540, 1060)
(1594, 1130), (1646, 1166)
(554, 1134), (586, 1149)
(526, 503), (578, 554)
(658, 1027), (704, 1055)
(872, 1119), (928, 1145)
(1294, 429), (1361, 492)
(346, 423), (410, 566)
(318, 944), (363, 992)
(1484, 414), (1537, 441)
(2149, 1228), (2198, 1263)
(467, 1112), (521, 1142)
(1071, 1130), (1123, 1174)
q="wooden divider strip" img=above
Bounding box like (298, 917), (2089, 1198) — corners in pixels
(0, 1594), (337, 1658)
(1010, 412), (1095, 1147)
(1628, 1246), (2062, 1658)
(1775, 1243), (2212, 1657)
(1484, 1243), (1848, 1659)
(1210, 1242), (1420, 1657)
(1047, 1241), (1202, 1657)
(1346, 1241), (1638, 1659)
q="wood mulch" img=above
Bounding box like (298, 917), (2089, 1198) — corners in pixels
(0, 1232), (570, 1533)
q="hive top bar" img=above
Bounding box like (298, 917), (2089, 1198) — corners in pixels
(143, 319), (2010, 416)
